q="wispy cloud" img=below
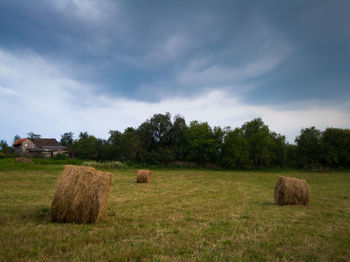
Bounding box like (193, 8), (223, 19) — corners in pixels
(1, 49), (349, 144)
(48, 0), (118, 24)
(178, 50), (290, 87)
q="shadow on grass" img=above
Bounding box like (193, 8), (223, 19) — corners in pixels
(20, 206), (51, 224)
(262, 201), (275, 206)
(0, 206), (52, 226)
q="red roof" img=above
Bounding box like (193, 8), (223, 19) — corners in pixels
(13, 138), (28, 146)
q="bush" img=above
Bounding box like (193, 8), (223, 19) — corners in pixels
(0, 152), (15, 159)
(53, 153), (68, 160)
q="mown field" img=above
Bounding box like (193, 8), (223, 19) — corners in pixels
(0, 159), (349, 261)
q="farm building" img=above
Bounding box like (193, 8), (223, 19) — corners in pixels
(13, 138), (68, 158)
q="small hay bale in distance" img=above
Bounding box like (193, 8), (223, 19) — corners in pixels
(136, 170), (152, 183)
(274, 176), (310, 205)
(51, 165), (112, 223)
(16, 157), (33, 164)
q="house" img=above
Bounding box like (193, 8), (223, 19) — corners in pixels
(13, 138), (68, 158)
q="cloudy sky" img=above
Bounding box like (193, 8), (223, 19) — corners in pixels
(1, 0), (350, 143)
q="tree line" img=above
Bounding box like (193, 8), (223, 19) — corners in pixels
(1, 113), (350, 169)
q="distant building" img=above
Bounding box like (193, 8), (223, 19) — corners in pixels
(13, 138), (68, 158)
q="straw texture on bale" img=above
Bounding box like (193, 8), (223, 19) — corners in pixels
(16, 157), (33, 164)
(136, 170), (152, 183)
(51, 165), (112, 223)
(274, 176), (310, 205)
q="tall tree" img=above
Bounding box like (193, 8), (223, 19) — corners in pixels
(121, 127), (139, 161)
(70, 132), (98, 159)
(108, 130), (124, 160)
(184, 121), (217, 164)
(137, 112), (173, 163)
(60, 132), (74, 147)
(270, 132), (287, 168)
(321, 128), (350, 167)
(27, 132), (41, 140)
(0, 140), (13, 154)
(221, 128), (250, 168)
(295, 126), (322, 168)
(13, 135), (21, 144)
(242, 118), (274, 167)
(168, 114), (188, 161)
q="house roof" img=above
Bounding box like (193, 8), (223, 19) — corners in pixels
(13, 138), (28, 146)
(13, 138), (64, 148)
(32, 138), (61, 147)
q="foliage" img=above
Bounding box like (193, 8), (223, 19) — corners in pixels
(60, 132), (74, 147)
(184, 121), (218, 164)
(70, 132), (99, 159)
(13, 135), (21, 144)
(242, 118), (276, 167)
(0, 140), (13, 154)
(7, 113), (349, 169)
(53, 153), (68, 160)
(321, 128), (350, 167)
(295, 127), (322, 168)
(221, 128), (250, 168)
(59, 115), (350, 169)
(27, 132), (41, 140)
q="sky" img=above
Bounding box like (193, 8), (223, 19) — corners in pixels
(1, 0), (350, 144)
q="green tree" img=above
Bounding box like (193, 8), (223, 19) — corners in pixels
(27, 132), (41, 140)
(270, 132), (287, 168)
(286, 143), (298, 168)
(95, 138), (110, 160)
(242, 118), (274, 167)
(108, 130), (124, 160)
(0, 140), (13, 154)
(295, 127), (322, 168)
(70, 132), (98, 159)
(168, 114), (188, 161)
(121, 127), (139, 161)
(221, 128), (250, 168)
(13, 135), (21, 144)
(60, 132), (74, 147)
(321, 128), (350, 167)
(212, 126), (225, 164)
(184, 121), (217, 165)
(137, 113), (174, 163)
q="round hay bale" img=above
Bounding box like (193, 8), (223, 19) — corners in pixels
(274, 176), (310, 205)
(136, 170), (152, 183)
(16, 157), (33, 164)
(51, 165), (112, 223)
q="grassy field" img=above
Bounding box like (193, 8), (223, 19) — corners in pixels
(0, 159), (349, 261)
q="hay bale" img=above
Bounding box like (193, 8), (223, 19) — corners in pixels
(136, 170), (152, 183)
(16, 157), (33, 164)
(51, 165), (112, 223)
(274, 176), (310, 205)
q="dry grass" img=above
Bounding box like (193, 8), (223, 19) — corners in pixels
(51, 165), (111, 223)
(274, 176), (310, 205)
(136, 169), (152, 183)
(0, 159), (349, 261)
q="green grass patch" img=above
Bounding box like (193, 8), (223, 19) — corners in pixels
(0, 160), (349, 261)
